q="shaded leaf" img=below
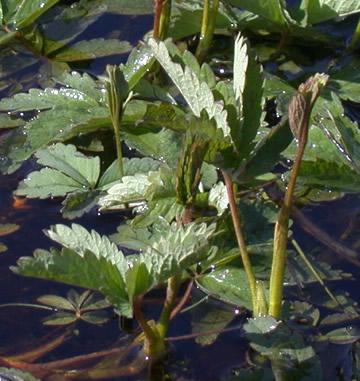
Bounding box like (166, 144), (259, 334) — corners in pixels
(52, 38), (132, 62)
(0, 367), (40, 381)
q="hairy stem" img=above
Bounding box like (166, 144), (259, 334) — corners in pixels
(222, 170), (257, 311)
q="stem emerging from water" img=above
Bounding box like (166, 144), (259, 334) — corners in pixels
(268, 73), (329, 318)
(222, 170), (257, 311)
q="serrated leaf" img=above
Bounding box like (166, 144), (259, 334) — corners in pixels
(139, 222), (217, 286)
(11, 0), (60, 29)
(99, 173), (151, 208)
(208, 182), (228, 215)
(15, 168), (82, 198)
(98, 157), (162, 189)
(148, 39), (230, 138)
(52, 38), (131, 62)
(12, 247), (132, 317)
(110, 223), (152, 251)
(0, 88), (98, 111)
(36, 143), (100, 187)
(45, 223), (127, 272)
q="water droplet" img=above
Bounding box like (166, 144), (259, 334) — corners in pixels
(19, 112), (24, 117)
(59, 129), (63, 133)
(40, 2), (45, 8)
(234, 309), (240, 315)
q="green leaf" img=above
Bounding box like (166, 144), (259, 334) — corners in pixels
(232, 34), (264, 159)
(15, 143), (101, 203)
(61, 190), (100, 220)
(328, 58), (360, 103)
(227, 0), (291, 26)
(0, 113), (24, 129)
(208, 182), (228, 215)
(52, 38), (132, 62)
(45, 223), (128, 272)
(124, 128), (181, 169)
(15, 168), (83, 198)
(139, 221), (217, 286)
(293, 0), (360, 25)
(36, 143), (100, 187)
(10, 0), (61, 29)
(197, 266), (253, 310)
(13, 247), (131, 316)
(42, 311), (77, 326)
(0, 367), (40, 381)
(37, 294), (75, 310)
(0, 88), (98, 111)
(148, 39), (230, 138)
(103, 0), (153, 15)
(98, 157), (162, 189)
(295, 159), (360, 193)
(244, 317), (322, 380)
(110, 223), (153, 251)
(99, 173), (151, 208)
(125, 262), (151, 301)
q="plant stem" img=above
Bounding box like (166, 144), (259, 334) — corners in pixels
(195, 0), (219, 63)
(268, 73), (328, 318)
(133, 296), (166, 357)
(153, 0), (171, 40)
(157, 274), (181, 338)
(268, 121), (307, 318)
(222, 170), (257, 311)
(106, 66), (128, 178)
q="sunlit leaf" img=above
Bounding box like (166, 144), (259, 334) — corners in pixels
(148, 39), (230, 138)
(0, 367), (40, 381)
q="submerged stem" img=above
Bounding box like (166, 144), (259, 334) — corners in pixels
(222, 171), (257, 311)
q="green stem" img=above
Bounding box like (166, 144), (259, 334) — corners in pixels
(157, 274), (181, 338)
(112, 106), (124, 178)
(222, 171), (257, 311)
(133, 296), (165, 357)
(268, 128), (306, 318)
(195, 0), (219, 63)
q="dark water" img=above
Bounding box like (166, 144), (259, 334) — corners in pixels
(0, 8), (360, 381)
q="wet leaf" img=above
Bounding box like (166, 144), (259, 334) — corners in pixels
(80, 310), (109, 325)
(197, 266), (253, 310)
(148, 39), (230, 138)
